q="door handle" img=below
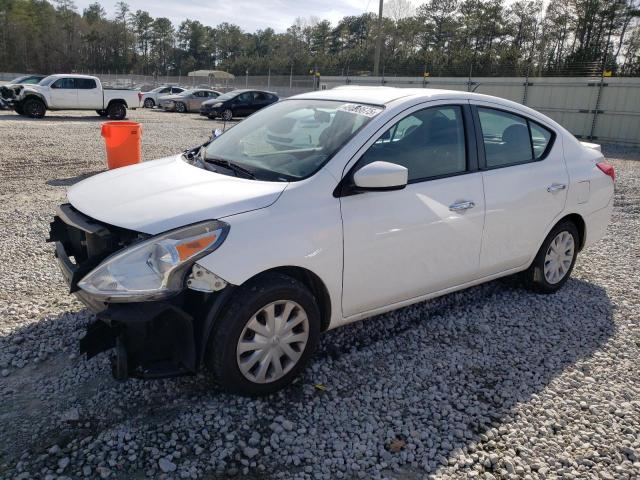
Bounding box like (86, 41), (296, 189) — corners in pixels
(547, 183), (567, 193)
(449, 200), (476, 212)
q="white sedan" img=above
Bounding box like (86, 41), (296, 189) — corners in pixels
(49, 87), (614, 395)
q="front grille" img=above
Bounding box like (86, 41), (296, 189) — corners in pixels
(48, 204), (147, 291)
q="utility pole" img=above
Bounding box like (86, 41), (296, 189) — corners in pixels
(373, 0), (383, 76)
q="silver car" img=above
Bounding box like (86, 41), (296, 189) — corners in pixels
(159, 89), (221, 113)
(141, 85), (186, 108)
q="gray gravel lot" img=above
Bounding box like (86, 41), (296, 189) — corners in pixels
(0, 109), (639, 479)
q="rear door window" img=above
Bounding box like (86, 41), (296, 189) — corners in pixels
(530, 121), (553, 159)
(76, 78), (97, 89)
(478, 107), (554, 168)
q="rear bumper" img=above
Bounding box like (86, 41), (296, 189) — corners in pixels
(583, 200), (614, 249)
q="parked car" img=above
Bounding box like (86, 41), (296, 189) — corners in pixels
(159, 89), (221, 113)
(1, 74), (140, 119)
(48, 87), (614, 395)
(200, 89), (278, 120)
(0, 74), (46, 109)
(141, 85), (186, 108)
(7, 74), (47, 85)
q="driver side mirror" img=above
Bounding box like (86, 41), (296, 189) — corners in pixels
(352, 161), (408, 191)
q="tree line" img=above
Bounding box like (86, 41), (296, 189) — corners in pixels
(1, 0), (639, 77)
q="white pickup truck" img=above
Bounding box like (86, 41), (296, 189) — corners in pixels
(0, 74), (141, 119)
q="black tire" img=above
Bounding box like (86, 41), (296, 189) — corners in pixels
(206, 273), (321, 396)
(175, 101), (187, 113)
(23, 98), (46, 118)
(221, 109), (233, 121)
(96, 109), (108, 117)
(523, 220), (579, 294)
(143, 98), (155, 108)
(107, 102), (127, 120)
(14, 103), (24, 115)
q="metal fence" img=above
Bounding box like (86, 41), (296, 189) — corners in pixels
(2, 71), (639, 145)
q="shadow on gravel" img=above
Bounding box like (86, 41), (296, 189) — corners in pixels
(0, 277), (615, 477)
(0, 113), (107, 122)
(46, 171), (105, 187)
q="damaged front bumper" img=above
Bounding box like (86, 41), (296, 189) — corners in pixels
(48, 203), (232, 380)
(80, 301), (197, 380)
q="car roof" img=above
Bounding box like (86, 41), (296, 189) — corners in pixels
(225, 89), (277, 95)
(291, 86), (556, 121)
(42, 74), (99, 82)
(293, 86), (570, 136)
(291, 86), (477, 105)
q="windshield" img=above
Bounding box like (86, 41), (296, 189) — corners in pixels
(38, 76), (57, 86)
(202, 99), (383, 181)
(12, 75), (40, 84)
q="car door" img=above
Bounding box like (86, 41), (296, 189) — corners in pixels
(232, 92), (252, 116)
(76, 78), (102, 109)
(340, 102), (486, 317)
(49, 77), (78, 108)
(470, 101), (568, 275)
(251, 92), (269, 113)
(187, 91), (202, 110)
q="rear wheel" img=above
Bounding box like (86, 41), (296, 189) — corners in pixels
(175, 101), (187, 113)
(143, 98), (155, 108)
(23, 98), (46, 118)
(107, 102), (126, 120)
(523, 220), (579, 293)
(221, 109), (233, 121)
(96, 109), (108, 117)
(206, 273), (320, 396)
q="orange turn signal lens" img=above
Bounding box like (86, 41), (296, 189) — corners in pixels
(175, 233), (218, 261)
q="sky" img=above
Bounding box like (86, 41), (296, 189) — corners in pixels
(72, 0), (424, 32)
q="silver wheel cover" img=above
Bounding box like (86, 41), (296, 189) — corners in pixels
(544, 231), (575, 284)
(236, 300), (309, 384)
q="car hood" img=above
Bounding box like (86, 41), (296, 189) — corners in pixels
(67, 155), (288, 234)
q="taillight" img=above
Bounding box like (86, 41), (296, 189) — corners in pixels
(596, 162), (615, 182)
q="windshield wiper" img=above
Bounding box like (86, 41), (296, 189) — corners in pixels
(204, 158), (256, 179)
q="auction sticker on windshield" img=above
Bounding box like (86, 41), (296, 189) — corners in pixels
(337, 103), (383, 117)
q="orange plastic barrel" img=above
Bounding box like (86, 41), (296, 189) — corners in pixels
(101, 121), (142, 169)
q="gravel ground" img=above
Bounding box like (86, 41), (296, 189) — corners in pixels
(0, 108), (639, 480)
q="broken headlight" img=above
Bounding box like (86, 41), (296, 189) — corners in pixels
(78, 220), (229, 301)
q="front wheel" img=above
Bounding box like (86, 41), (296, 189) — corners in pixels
(143, 98), (155, 108)
(206, 273), (320, 396)
(23, 98), (46, 118)
(175, 101), (187, 113)
(523, 220), (579, 293)
(221, 109), (233, 121)
(14, 103), (24, 115)
(107, 102), (126, 120)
